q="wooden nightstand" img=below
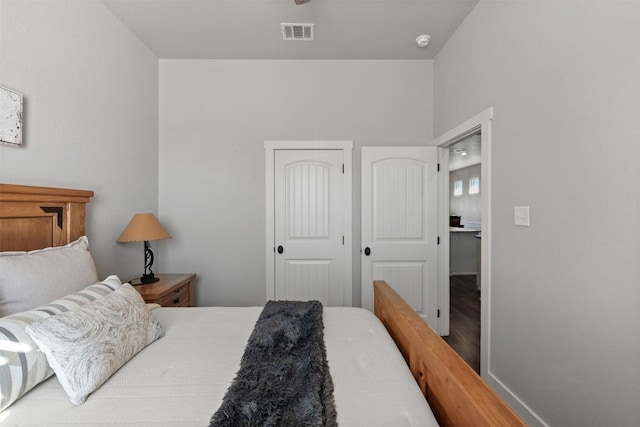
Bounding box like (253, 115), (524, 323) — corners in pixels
(133, 274), (196, 307)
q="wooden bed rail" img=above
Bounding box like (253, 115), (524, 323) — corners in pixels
(374, 280), (526, 427)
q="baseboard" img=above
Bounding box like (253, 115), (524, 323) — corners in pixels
(486, 370), (549, 427)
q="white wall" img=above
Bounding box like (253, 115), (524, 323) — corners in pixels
(434, 1), (640, 425)
(159, 60), (433, 307)
(0, 0), (159, 279)
(449, 163), (481, 225)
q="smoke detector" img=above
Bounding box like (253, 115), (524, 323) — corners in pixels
(416, 35), (431, 48)
(281, 23), (314, 41)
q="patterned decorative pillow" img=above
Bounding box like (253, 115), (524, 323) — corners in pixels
(26, 284), (165, 406)
(0, 236), (99, 317)
(0, 275), (122, 413)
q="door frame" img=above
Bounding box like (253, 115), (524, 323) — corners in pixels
(434, 107), (493, 377)
(264, 140), (353, 304)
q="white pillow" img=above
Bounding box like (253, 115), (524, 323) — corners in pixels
(0, 236), (99, 317)
(0, 275), (122, 413)
(26, 284), (165, 406)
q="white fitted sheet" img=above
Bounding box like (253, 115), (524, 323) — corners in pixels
(1, 307), (438, 426)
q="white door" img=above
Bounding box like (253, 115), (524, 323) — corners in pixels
(361, 146), (439, 328)
(273, 149), (349, 306)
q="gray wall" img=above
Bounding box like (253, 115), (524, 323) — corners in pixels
(158, 59), (433, 307)
(434, 1), (640, 425)
(0, 0), (159, 279)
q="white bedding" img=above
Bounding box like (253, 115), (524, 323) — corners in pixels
(1, 307), (438, 426)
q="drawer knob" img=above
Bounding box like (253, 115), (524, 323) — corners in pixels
(173, 298), (180, 304)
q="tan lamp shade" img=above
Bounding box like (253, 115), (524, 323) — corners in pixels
(117, 213), (171, 243)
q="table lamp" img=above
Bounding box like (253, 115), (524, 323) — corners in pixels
(117, 213), (171, 284)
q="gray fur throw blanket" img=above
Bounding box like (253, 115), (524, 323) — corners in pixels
(209, 300), (337, 427)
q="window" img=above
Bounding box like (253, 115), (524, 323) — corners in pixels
(469, 177), (480, 195)
(453, 180), (463, 197)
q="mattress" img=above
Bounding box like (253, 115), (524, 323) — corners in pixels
(0, 307), (438, 426)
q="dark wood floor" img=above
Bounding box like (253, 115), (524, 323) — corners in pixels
(443, 275), (480, 374)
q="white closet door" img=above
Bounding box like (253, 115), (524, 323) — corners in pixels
(361, 146), (439, 328)
(273, 149), (348, 306)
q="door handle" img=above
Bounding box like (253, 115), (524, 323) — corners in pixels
(364, 247), (371, 256)
(277, 245), (284, 254)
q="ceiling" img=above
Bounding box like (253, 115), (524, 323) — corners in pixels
(100, 0), (478, 60)
(449, 133), (481, 171)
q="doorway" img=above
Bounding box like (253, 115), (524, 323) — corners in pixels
(264, 141), (353, 306)
(445, 133), (482, 373)
(435, 107), (493, 377)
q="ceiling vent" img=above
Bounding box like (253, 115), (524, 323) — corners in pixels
(281, 23), (314, 41)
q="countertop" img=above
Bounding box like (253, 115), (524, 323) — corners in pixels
(449, 227), (481, 233)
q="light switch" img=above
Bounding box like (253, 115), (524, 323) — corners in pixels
(514, 206), (530, 227)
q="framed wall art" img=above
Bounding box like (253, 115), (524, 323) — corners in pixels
(0, 85), (23, 147)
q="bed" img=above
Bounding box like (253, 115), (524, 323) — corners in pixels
(0, 183), (525, 426)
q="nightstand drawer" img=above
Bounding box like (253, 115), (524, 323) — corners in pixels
(134, 274), (196, 307)
(159, 283), (190, 307)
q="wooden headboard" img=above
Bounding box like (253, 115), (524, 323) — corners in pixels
(0, 184), (94, 252)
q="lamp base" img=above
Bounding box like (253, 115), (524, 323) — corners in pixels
(140, 274), (159, 284)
